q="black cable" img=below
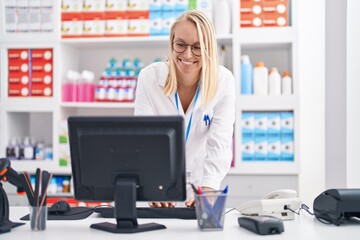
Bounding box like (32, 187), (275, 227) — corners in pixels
(225, 207), (236, 214)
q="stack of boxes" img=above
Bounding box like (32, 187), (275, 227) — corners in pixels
(241, 111), (294, 161)
(4, 0), (54, 33)
(8, 49), (53, 97)
(240, 0), (289, 27)
(61, 0), (189, 38)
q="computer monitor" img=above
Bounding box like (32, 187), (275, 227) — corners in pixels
(68, 116), (186, 233)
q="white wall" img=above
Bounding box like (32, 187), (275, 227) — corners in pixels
(298, 0), (326, 204)
(346, 0), (360, 187)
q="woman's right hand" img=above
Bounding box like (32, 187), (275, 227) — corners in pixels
(148, 202), (177, 208)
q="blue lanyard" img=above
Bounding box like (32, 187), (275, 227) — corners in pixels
(175, 85), (200, 142)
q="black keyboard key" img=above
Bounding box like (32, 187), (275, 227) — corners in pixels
(94, 207), (196, 220)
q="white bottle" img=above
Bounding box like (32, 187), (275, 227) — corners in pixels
(253, 61), (268, 95)
(268, 68), (281, 95)
(214, 0), (231, 35)
(281, 71), (292, 95)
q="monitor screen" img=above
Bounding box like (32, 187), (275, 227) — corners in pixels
(68, 116), (186, 233)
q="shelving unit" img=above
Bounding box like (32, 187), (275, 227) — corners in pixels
(0, 1), (299, 205)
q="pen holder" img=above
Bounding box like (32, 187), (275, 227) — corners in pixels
(195, 191), (227, 231)
(29, 205), (47, 231)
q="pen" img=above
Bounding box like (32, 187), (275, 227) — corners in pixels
(197, 186), (221, 228)
(191, 183), (198, 194)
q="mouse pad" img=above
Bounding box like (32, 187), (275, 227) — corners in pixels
(20, 207), (93, 221)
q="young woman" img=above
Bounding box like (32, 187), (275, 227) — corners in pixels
(135, 10), (235, 207)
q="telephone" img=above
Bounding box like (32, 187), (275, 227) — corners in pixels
(236, 189), (301, 220)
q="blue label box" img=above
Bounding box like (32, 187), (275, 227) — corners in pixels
(149, 11), (163, 35)
(175, 0), (188, 11)
(242, 135), (254, 161)
(254, 135), (267, 161)
(281, 112), (294, 135)
(149, 0), (163, 11)
(242, 112), (255, 135)
(267, 112), (281, 135)
(267, 134), (281, 161)
(255, 112), (268, 136)
(162, 10), (175, 35)
(281, 134), (294, 161)
(163, 0), (176, 11)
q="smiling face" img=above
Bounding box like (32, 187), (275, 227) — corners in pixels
(172, 21), (202, 82)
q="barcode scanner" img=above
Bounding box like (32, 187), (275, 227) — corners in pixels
(0, 158), (26, 234)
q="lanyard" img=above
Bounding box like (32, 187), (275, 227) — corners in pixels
(175, 85), (200, 142)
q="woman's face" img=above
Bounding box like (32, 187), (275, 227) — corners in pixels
(172, 21), (202, 79)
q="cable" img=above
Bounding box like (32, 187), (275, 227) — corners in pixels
(225, 208), (236, 214)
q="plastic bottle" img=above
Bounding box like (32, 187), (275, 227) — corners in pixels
(214, 0), (231, 35)
(197, 0), (213, 22)
(6, 138), (20, 160)
(219, 45), (226, 66)
(268, 68), (281, 95)
(22, 137), (34, 160)
(282, 71), (292, 95)
(253, 61), (268, 95)
(82, 70), (95, 102)
(241, 55), (253, 95)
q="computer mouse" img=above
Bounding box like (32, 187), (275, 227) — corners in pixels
(49, 200), (71, 214)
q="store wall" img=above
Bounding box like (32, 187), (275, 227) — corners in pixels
(298, 0), (326, 204)
(325, 0), (347, 188)
(346, 0), (360, 187)
(325, 0), (360, 188)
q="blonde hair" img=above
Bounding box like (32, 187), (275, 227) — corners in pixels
(164, 10), (219, 107)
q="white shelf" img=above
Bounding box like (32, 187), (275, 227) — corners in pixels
(2, 99), (56, 112)
(61, 35), (233, 48)
(239, 27), (294, 46)
(10, 160), (71, 174)
(60, 102), (135, 109)
(228, 161), (299, 175)
(0, 34), (59, 44)
(238, 96), (298, 111)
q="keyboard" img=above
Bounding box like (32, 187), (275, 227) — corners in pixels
(94, 207), (196, 220)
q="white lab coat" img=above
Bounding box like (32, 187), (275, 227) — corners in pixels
(134, 62), (235, 197)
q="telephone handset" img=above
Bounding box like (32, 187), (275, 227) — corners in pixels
(237, 189), (301, 220)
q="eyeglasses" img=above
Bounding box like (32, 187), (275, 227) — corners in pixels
(172, 41), (202, 56)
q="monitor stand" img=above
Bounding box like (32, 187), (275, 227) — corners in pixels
(90, 178), (166, 233)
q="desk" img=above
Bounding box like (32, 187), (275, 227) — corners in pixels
(2, 207), (359, 240)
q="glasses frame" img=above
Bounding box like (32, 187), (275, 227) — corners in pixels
(172, 41), (202, 57)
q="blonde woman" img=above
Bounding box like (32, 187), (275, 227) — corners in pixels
(135, 10), (235, 208)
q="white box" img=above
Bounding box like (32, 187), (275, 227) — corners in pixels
(242, 112), (255, 135)
(281, 111), (294, 135)
(267, 112), (281, 135)
(242, 134), (254, 161)
(254, 135), (267, 161)
(254, 112), (268, 136)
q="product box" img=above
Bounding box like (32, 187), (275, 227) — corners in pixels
(105, 0), (128, 11)
(175, 0), (188, 11)
(105, 12), (128, 36)
(8, 85), (30, 97)
(40, 7), (54, 32)
(162, 10), (175, 35)
(8, 72), (30, 84)
(128, 15), (150, 36)
(61, 0), (83, 12)
(267, 112), (281, 135)
(149, 11), (162, 35)
(149, 0), (163, 11)
(5, 7), (16, 32)
(254, 112), (268, 136)
(28, 8), (41, 32)
(267, 134), (281, 161)
(242, 112), (255, 135)
(31, 85), (52, 97)
(8, 49), (29, 61)
(254, 134), (267, 161)
(242, 134), (254, 161)
(61, 13), (83, 37)
(262, 0), (288, 27)
(82, 12), (106, 37)
(83, 0), (106, 12)
(163, 0), (176, 11)
(281, 111), (294, 135)
(127, 0), (149, 11)
(32, 72), (52, 85)
(281, 134), (294, 161)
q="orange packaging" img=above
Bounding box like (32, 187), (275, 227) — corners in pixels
(82, 12), (106, 37)
(32, 72), (52, 85)
(8, 71), (30, 84)
(31, 49), (53, 61)
(8, 49), (29, 61)
(104, 11), (128, 36)
(31, 85), (53, 97)
(61, 12), (83, 38)
(8, 84), (30, 97)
